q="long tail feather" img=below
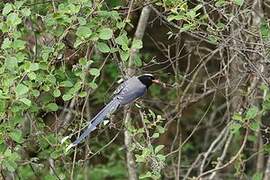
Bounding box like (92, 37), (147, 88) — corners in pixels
(69, 98), (120, 148)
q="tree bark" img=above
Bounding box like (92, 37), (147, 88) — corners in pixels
(123, 5), (151, 180)
(264, 156), (270, 180)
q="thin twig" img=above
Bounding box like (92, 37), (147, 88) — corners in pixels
(196, 129), (249, 179)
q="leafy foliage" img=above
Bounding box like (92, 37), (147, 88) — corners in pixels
(1, 0), (270, 179)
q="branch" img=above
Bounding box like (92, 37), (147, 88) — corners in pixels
(264, 156), (270, 180)
(123, 4), (152, 180)
(196, 129), (249, 180)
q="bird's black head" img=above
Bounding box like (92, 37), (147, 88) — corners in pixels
(138, 74), (159, 88)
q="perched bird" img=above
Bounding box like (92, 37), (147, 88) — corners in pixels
(67, 74), (160, 149)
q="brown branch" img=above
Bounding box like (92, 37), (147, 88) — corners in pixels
(196, 129), (249, 180)
(264, 156), (270, 180)
(209, 132), (233, 179)
(123, 4), (152, 180)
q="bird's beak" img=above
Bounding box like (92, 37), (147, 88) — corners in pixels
(152, 79), (167, 88)
(152, 79), (161, 84)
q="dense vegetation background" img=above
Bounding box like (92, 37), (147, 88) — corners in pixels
(0, 0), (270, 179)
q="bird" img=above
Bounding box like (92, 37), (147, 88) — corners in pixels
(66, 74), (160, 150)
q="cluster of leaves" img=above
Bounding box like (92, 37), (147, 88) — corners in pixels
(0, 0), (117, 177)
(126, 107), (166, 179)
(0, 0), (160, 178)
(157, 0), (248, 43)
(231, 84), (270, 143)
(153, 0), (270, 179)
(6, 0), (269, 179)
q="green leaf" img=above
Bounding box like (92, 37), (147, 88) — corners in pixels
(77, 17), (86, 25)
(50, 148), (62, 159)
(1, 38), (12, 49)
(60, 80), (73, 87)
(79, 57), (88, 66)
(44, 174), (59, 180)
(263, 100), (270, 110)
(0, 67), (4, 74)
(4, 149), (17, 159)
(167, 14), (185, 21)
(16, 52), (27, 61)
(69, 82), (81, 94)
(230, 123), (242, 134)
(208, 35), (218, 44)
(155, 145), (164, 153)
(78, 91), (87, 97)
(116, 33), (129, 50)
(28, 72), (36, 81)
(234, 0), (244, 6)
(0, 22), (8, 33)
(5, 56), (18, 71)
(19, 98), (31, 106)
(260, 22), (270, 40)
(6, 12), (22, 26)
(97, 42), (110, 53)
(2, 3), (13, 16)
(157, 125), (165, 134)
(53, 89), (61, 97)
(14, 1), (24, 9)
(89, 68), (100, 76)
(248, 135), (257, 142)
(30, 63), (39, 71)
(74, 38), (83, 48)
(46, 103), (58, 111)
(76, 26), (92, 39)
(115, 33), (129, 46)
(89, 82), (97, 89)
(139, 172), (155, 179)
(252, 172), (263, 180)
(232, 113), (243, 121)
(157, 154), (166, 161)
(180, 24), (194, 32)
(62, 94), (73, 101)
(0, 100), (6, 112)
(120, 50), (129, 61)
(15, 84), (29, 96)
(215, 0), (227, 7)
(245, 106), (259, 119)
(42, 85), (50, 92)
(131, 39), (143, 49)
(21, 8), (31, 17)
(250, 121), (260, 131)
(134, 55), (142, 66)
(2, 159), (17, 172)
(152, 133), (160, 138)
(99, 28), (113, 40)
(9, 129), (23, 143)
(259, 84), (269, 92)
(32, 90), (40, 97)
(187, 10), (196, 18)
(117, 21), (125, 29)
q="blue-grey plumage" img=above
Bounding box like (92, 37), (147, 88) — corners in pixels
(66, 74), (159, 149)
(117, 77), (147, 105)
(71, 98), (121, 146)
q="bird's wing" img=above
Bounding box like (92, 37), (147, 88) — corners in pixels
(68, 98), (121, 147)
(116, 77), (147, 105)
(112, 80), (127, 96)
